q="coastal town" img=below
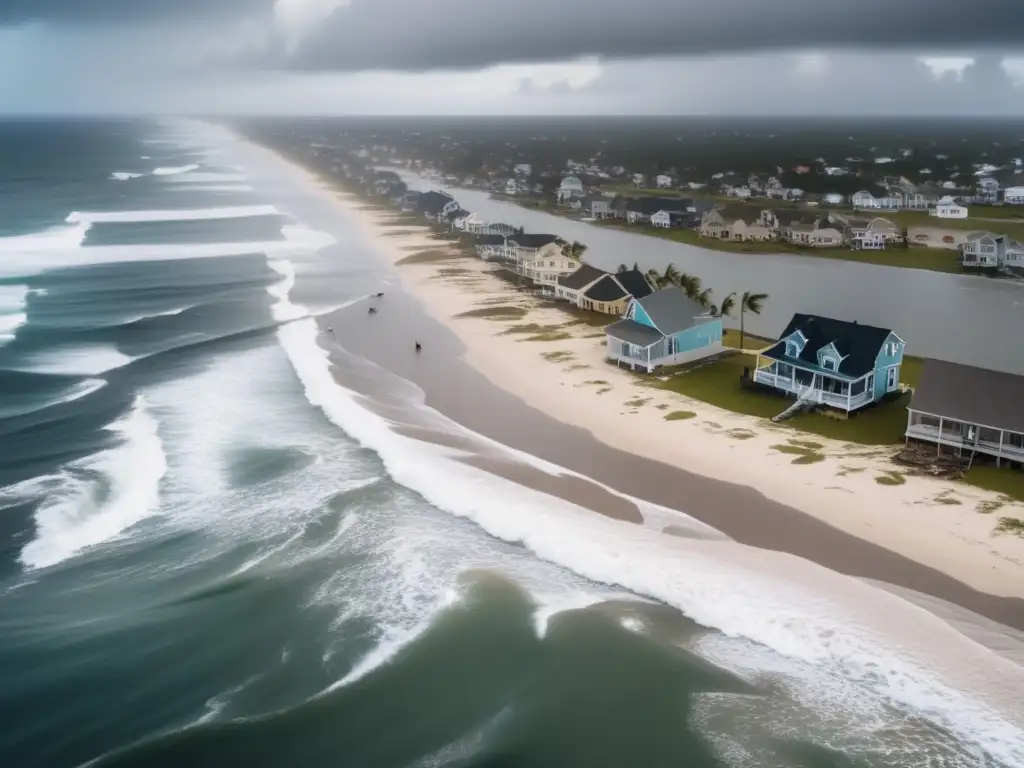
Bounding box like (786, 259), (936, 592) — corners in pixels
(243, 119), (1024, 551)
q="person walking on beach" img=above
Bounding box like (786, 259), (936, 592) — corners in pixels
(415, 341), (422, 352)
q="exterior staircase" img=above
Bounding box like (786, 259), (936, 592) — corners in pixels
(771, 392), (817, 423)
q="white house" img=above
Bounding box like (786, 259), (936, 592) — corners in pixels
(655, 174), (674, 189)
(851, 190), (878, 209)
(557, 175), (584, 203)
(514, 163), (532, 177)
(931, 197), (968, 219)
(976, 177), (1000, 203)
(632, 173), (646, 187)
(505, 179), (520, 195)
(824, 193), (845, 205)
(1004, 186), (1024, 204)
(960, 232), (1002, 268)
(454, 212), (483, 231)
(504, 242), (579, 288)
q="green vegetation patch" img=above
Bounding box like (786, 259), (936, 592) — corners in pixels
(875, 471), (907, 486)
(456, 305), (529, 321)
(541, 350), (574, 362)
(665, 410), (697, 421)
(771, 444), (825, 465)
(960, 466), (1024, 503)
(995, 517), (1024, 537)
(523, 331), (572, 342)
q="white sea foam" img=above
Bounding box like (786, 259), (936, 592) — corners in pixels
(66, 205), (279, 224)
(168, 184), (255, 193)
(0, 379), (107, 419)
(274, 314), (1024, 765)
(151, 164), (199, 176)
(164, 173), (248, 184)
(110, 172), (144, 181)
(0, 284), (29, 346)
(13, 396), (168, 570)
(13, 344), (135, 376)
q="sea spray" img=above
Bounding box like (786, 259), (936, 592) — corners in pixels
(15, 396), (168, 570)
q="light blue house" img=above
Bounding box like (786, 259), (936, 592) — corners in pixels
(606, 288), (723, 372)
(752, 313), (905, 412)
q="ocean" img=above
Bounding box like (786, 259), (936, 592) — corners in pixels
(0, 117), (1022, 768)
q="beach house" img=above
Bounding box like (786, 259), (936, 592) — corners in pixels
(556, 266), (654, 315)
(905, 359), (1024, 467)
(752, 314), (905, 413)
(605, 288), (723, 372)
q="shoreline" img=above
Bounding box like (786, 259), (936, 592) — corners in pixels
(253, 144), (1024, 628)
(331, 198), (1024, 601)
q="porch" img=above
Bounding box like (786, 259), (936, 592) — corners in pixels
(606, 334), (722, 373)
(905, 410), (1024, 465)
(752, 361), (873, 412)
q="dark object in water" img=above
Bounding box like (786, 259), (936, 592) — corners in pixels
(415, 341), (422, 352)
(375, 292), (384, 297)
(368, 307), (377, 314)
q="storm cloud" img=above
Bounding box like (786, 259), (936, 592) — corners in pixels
(0, 0), (269, 25)
(244, 0), (1024, 72)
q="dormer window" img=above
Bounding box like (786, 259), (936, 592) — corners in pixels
(785, 341), (799, 357)
(822, 357), (837, 371)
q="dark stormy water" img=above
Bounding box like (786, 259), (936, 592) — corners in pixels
(1, 118), (1023, 768)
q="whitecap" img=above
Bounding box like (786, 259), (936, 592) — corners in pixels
(0, 379), (107, 419)
(12, 343), (135, 376)
(65, 205), (279, 224)
(12, 396), (168, 570)
(168, 184), (255, 193)
(0, 284), (29, 347)
(151, 164), (199, 176)
(164, 173), (248, 184)
(110, 172), (144, 181)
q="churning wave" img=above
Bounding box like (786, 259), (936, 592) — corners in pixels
(0, 284), (28, 347)
(5, 396), (167, 570)
(152, 164), (199, 176)
(66, 205), (279, 224)
(0, 378), (107, 420)
(110, 172), (144, 181)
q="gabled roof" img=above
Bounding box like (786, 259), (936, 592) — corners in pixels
(557, 264), (608, 290)
(762, 313), (896, 378)
(606, 318), (664, 347)
(634, 288), (708, 335)
(909, 359), (1024, 434)
(583, 275), (629, 302)
(711, 203), (764, 224)
(446, 208), (471, 220)
(507, 233), (561, 248)
(614, 269), (654, 300)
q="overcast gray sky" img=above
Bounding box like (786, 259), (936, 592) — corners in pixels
(1, 0), (1022, 115)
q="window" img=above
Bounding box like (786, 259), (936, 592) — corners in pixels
(822, 357), (836, 371)
(887, 367), (898, 389)
(785, 341), (798, 357)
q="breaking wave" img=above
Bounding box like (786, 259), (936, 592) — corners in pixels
(66, 205), (279, 224)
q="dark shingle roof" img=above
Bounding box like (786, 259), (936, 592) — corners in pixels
(626, 196), (694, 215)
(557, 264), (607, 290)
(713, 203), (763, 223)
(774, 209), (811, 227)
(473, 234), (506, 246)
(606, 318), (665, 347)
(583, 275), (629, 302)
(762, 313), (895, 378)
(909, 359), (1024, 433)
(635, 288), (707, 335)
(508, 233), (560, 248)
(418, 190), (455, 215)
(613, 269), (653, 299)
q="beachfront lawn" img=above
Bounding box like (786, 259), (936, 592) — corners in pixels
(881, 210), (1024, 240)
(960, 466), (1024, 504)
(650, 350), (919, 446)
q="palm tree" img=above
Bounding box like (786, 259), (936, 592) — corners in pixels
(696, 287), (714, 310)
(562, 240), (588, 260)
(735, 290), (768, 350)
(646, 268), (662, 287)
(676, 273), (702, 301)
(661, 263), (680, 287)
(719, 292), (737, 319)
(632, 261), (640, 272)
(616, 263), (628, 273)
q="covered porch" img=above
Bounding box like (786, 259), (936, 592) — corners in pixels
(753, 358), (873, 412)
(905, 410), (1024, 466)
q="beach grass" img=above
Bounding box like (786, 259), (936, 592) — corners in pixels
(625, 398), (651, 407)
(542, 350), (574, 362)
(523, 331), (573, 342)
(665, 410), (697, 421)
(726, 428), (757, 439)
(771, 442), (825, 465)
(995, 517), (1024, 537)
(875, 471), (907, 486)
(456, 306), (529, 320)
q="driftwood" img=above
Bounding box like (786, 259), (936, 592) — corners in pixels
(893, 447), (967, 479)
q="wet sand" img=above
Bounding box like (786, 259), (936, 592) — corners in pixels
(316, 289), (1024, 631)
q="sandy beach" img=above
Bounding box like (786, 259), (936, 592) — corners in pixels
(317, 196), (1024, 604)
